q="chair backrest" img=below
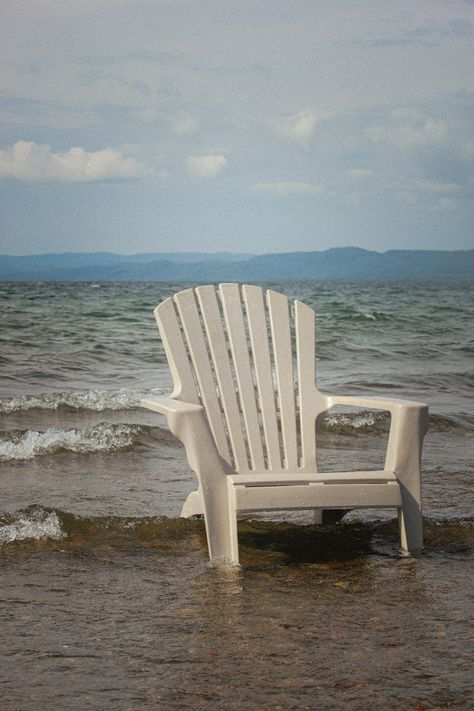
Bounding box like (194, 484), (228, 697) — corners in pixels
(155, 284), (327, 473)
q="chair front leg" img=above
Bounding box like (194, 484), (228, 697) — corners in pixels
(169, 407), (240, 566)
(200, 476), (239, 566)
(385, 404), (429, 554)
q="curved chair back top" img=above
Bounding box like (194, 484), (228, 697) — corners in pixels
(155, 284), (326, 473)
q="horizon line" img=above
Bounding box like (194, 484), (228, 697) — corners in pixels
(2, 246), (474, 259)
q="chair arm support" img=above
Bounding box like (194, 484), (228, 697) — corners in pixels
(141, 395), (233, 483)
(142, 395), (236, 561)
(324, 393), (429, 499)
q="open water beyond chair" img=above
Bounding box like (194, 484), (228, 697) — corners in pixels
(142, 284), (429, 566)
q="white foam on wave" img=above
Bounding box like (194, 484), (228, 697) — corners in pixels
(0, 422), (143, 461)
(0, 388), (156, 413)
(325, 410), (387, 431)
(0, 510), (65, 545)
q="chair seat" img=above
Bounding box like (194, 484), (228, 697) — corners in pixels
(230, 470), (402, 512)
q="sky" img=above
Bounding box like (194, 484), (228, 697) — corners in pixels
(0, 0), (473, 256)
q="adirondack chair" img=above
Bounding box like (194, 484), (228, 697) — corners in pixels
(142, 284), (428, 566)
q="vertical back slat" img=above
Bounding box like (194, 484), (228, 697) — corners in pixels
(174, 289), (231, 463)
(242, 285), (282, 470)
(267, 290), (298, 470)
(219, 284), (265, 471)
(195, 285), (249, 472)
(295, 299), (317, 470)
(155, 298), (200, 404)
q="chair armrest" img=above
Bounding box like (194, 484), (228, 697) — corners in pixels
(141, 395), (203, 417)
(326, 394), (428, 415)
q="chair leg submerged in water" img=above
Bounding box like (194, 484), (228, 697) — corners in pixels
(142, 284), (429, 566)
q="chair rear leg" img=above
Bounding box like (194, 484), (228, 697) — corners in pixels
(313, 510), (323, 524)
(398, 499), (423, 555)
(181, 490), (203, 517)
(321, 509), (348, 524)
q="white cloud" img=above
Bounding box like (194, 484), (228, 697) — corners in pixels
(415, 179), (460, 193)
(129, 108), (160, 124)
(0, 106), (97, 130)
(345, 168), (374, 179)
(253, 181), (326, 196)
(172, 116), (198, 137)
(368, 112), (447, 149)
(394, 191), (419, 206)
(186, 154), (227, 178)
(277, 111), (321, 148)
(464, 142), (474, 162)
(429, 197), (457, 211)
(0, 141), (155, 182)
(343, 190), (374, 205)
(361, 19), (474, 49)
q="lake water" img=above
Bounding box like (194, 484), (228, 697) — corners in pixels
(1, 281), (473, 709)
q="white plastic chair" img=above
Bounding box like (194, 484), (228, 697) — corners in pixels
(142, 284), (428, 565)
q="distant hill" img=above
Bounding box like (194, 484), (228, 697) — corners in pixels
(1, 248), (473, 283)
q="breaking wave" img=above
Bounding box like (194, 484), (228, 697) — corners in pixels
(0, 388), (161, 414)
(1, 506), (472, 559)
(0, 506), (195, 548)
(0, 508), (65, 545)
(322, 410), (389, 434)
(0, 422), (146, 461)
(321, 410), (473, 435)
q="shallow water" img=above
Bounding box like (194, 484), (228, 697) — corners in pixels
(1, 281), (473, 709)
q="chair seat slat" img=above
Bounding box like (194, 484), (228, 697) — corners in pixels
(235, 482), (402, 512)
(230, 470), (398, 485)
